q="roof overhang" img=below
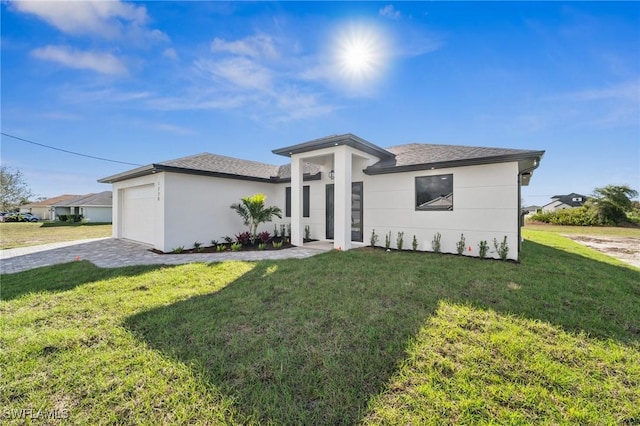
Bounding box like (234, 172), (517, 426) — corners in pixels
(364, 150), (546, 176)
(273, 133), (395, 161)
(98, 164), (322, 184)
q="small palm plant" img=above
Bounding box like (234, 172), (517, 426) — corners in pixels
(230, 193), (282, 244)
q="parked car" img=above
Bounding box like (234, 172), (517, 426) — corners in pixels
(2, 212), (40, 222)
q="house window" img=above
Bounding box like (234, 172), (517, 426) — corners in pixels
(572, 197), (582, 202)
(416, 174), (453, 211)
(285, 186), (310, 217)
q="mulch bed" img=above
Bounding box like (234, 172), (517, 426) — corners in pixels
(151, 239), (317, 255)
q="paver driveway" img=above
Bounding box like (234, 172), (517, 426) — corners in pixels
(0, 238), (331, 274)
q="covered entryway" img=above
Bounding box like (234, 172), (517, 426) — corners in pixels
(121, 184), (155, 245)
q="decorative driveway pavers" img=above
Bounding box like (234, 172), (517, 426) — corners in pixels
(0, 238), (331, 274)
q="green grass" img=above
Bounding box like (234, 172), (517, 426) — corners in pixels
(525, 222), (640, 237)
(1, 234), (639, 424)
(0, 222), (112, 249)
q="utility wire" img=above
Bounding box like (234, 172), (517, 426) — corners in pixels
(1, 132), (144, 167)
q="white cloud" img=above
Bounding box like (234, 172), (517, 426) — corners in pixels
(10, 0), (167, 42)
(211, 33), (278, 60)
(41, 112), (82, 121)
(379, 5), (401, 20)
(31, 45), (127, 75)
(152, 123), (197, 136)
(163, 48), (178, 61)
(196, 57), (273, 91)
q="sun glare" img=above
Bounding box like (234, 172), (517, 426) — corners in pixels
(333, 23), (389, 90)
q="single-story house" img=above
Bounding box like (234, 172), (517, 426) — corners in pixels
(541, 193), (587, 212)
(51, 191), (113, 222)
(20, 194), (82, 220)
(98, 134), (544, 260)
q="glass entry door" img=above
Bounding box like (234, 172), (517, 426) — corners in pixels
(351, 182), (363, 242)
(326, 184), (334, 240)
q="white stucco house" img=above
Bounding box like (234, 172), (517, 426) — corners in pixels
(98, 134), (544, 260)
(19, 192), (112, 222)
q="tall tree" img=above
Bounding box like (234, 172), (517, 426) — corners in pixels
(590, 185), (638, 225)
(0, 166), (33, 211)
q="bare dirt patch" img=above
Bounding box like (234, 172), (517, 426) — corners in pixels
(565, 235), (640, 268)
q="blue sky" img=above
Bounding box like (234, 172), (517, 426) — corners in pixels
(1, 1), (638, 207)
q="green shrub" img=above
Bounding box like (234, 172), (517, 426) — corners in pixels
(304, 225), (310, 240)
(370, 229), (379, 247)
(493, 236), (509, 261)
(432, 232), (441, 253)
(216, 244), (226, 252)
(412, 235), (418, 251)
(272, 241), (283, 249)
(384, 231), (392, 250)
(172, 246), (184, 254)
(230, 242), (242, 251)
(478, 240), (489, 259)
(396, 231), (404, 250)
(456, 233), (466, 255)
(58, 214), (68, 222)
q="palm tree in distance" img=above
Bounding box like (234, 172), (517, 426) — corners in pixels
(230, 193), (282, 243)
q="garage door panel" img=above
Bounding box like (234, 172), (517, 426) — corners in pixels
(122, 185), (155, 245)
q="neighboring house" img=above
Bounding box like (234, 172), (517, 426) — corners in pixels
(541, 193), (587, 212)
(51, 191), (113, 222)
(20, 194), (82, 220)
(98, 134), (544, 260)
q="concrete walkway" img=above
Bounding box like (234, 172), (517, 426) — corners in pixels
(0, 238), (332, 274)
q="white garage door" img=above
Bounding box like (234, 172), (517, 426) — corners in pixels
(122, 184), (155, 245)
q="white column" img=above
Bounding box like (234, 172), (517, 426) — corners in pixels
(333, 147), (352, 250)
(290, 155), (304, 247)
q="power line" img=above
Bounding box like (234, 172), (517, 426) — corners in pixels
(1, 132), (144, 167)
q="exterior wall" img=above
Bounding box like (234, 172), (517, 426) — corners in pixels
(111, 173), (164, 248)
(162, 173), (277, 252)
(21, 206), (51, 220)
(80, 207), (112, 223)
(363, 162), (520, 260)
(53, 206), (71, 220)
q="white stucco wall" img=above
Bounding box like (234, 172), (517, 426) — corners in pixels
(112, 173), (164, 249)
(80, 207), (112, 223)
(162, 173), (277, 252)
(362, 162), (520, 260)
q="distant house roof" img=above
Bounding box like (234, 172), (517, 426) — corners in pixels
(53, 191), (112, 207)
(22, 194), (82, 208)
(99, 134), (544, 184)
(417, 193), (454, 210)
(549, 193), (587, 207)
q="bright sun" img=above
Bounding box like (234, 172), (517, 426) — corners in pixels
(333, 23), (389, 89)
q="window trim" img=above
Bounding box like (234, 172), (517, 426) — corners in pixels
(415, 174), (454, 211)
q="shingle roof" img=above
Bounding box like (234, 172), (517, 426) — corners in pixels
(157, 153), (281, 180)
(99, 135), (544, 183)
(549, 193), (586, 207)
(54, 191), (112, 207)
(22, 194), (82, 208)
(368, 143), (544, 172)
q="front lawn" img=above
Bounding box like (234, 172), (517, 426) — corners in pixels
(1, 234), (638, 424)
(0, 222), (112, 249)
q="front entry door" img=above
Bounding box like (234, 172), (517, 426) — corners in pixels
(326, 184), (334, 239)
(325, 182), (364, 242)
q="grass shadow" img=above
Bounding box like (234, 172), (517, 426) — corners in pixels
(1, 261), (168, 301)
(125, 240), (639, 424)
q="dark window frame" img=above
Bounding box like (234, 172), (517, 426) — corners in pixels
(415, 174), (454, 211)
(285, 186), (310, 217)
